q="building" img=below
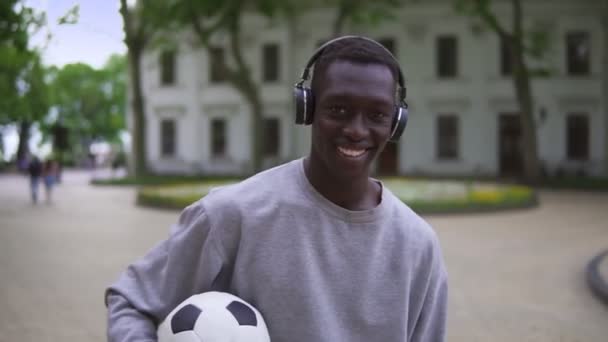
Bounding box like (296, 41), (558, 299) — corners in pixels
(132, 0), (607, 177)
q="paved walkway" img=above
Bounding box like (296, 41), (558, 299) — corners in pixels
(0, 170), (607, 341)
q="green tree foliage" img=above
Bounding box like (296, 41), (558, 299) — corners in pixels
(0, 0), (48, 161)
(331, 0), (405, 36)
(40, 55), (126, 162)
(455, 0), (543, 183)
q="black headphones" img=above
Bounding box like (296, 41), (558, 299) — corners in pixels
(293, 35), (408, 142)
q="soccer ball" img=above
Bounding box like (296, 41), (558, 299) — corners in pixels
(157, 292), (271, 342)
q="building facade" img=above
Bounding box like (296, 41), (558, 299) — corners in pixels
(133, 0), (607, 177)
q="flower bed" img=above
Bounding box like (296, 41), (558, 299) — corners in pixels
(137, 179), (536, 214)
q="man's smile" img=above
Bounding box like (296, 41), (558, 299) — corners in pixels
(337, 146), (370, 159)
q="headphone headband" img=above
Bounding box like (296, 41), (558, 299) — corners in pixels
(299, 35), (406, 101)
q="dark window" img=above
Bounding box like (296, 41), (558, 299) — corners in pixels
(378, 37), (396, 55)
(566, 31), (590, 75)
(437, 35), (458, 78)
(209, 47), (227, 83)
(262, 44), (280, 82)
(437, 115), (459, 159)
(566, 114), (589, 160)
(500, 36), (512, 76)
(160, 119), (176, 157)
(211, 119), (226, 157)
(160, 50), (176, 85)
(263, 118), (280, 157)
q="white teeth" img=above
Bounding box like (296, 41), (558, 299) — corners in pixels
(337, 146), (366, 158)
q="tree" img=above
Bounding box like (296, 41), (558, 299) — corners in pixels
(0, 0), (47, 162)
(456, 0), (546, 183)
(331, 0), (404, 37)
(0, 1), (78, 163)
(161, 0), (295, 173)
(41, 55), (127, 163)
(119, 0), (164, 177)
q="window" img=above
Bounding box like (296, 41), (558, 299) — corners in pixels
(500, 36), (512, 76)
(437, 115), (459, 159)
(263, 118), (280, 157)
(436, 35), (458, 78)
(262, 44), (280, 82)
(566, 31), (590, 75)
(566, 113), (589, 160)
(209, 47), (227, 83)
(378, 37), (396, 55)
(211, 119), (227, 157)
(160, 119), (176, 157)
(160, 50), (176, 85)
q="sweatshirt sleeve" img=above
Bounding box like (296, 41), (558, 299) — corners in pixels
(410, 235), (449, 342)
(105, 200), (226, 342)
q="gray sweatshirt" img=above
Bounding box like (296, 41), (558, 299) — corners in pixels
(106, 158), (448, 342)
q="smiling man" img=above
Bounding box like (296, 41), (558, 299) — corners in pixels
(106, 36), (448, 342)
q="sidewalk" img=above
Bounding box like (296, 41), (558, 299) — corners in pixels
(1, 171), (608, 341)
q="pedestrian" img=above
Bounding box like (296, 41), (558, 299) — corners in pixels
(27, 156), (42, 204)
(106, 36), (448, 342)
(42, 159), (58, 204)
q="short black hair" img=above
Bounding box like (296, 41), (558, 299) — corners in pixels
(310, 37), (401, 96)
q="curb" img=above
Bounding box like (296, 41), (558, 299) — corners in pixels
(586, 249), (608, 306)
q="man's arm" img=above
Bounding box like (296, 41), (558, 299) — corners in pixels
(105, 201), (225, 342)
(410, 236), (449, 342)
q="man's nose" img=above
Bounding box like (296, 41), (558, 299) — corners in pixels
(342, 113), (368, 141)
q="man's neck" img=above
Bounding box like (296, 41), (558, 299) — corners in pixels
(303, 157), (381, 211)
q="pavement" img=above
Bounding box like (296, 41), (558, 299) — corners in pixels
(0, 170), (607, 342)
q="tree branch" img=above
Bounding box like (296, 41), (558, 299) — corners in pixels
(189, 1), (237, 45)
(473, 0), (509, 39)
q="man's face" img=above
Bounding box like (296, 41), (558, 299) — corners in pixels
(310, 60), (396, 180)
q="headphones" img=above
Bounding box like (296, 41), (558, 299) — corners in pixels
(293, 35), (408, 142)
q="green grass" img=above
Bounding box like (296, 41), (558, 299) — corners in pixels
(136, 179), (537, 214)
(540, 177), (608, 191)
(91, 174), (240, 186)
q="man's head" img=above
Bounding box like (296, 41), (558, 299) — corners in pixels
(307, 37), (401, 182)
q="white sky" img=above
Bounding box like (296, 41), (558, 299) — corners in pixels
(29, 0), (127, 68)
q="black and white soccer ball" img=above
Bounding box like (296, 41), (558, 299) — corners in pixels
(157, 292), (271, 342)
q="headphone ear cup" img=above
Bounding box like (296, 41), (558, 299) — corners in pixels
(293, 86), (306, 125)
(304, 88), (314, 125)
(389, 106), (408, 142)
(293, 86), (315, 125)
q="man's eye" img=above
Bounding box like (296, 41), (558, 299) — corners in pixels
(370, 112), (389, 122)
(328, 106), (347, 116)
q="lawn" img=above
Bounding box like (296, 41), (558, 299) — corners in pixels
(135, 178), (537, 214)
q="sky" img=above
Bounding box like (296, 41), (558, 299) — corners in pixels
(29, 0), (127, 68)
(2, 0), (127, 160)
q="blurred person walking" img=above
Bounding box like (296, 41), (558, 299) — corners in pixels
(42, 159), (59, 204)
(27, 156), (42, 204)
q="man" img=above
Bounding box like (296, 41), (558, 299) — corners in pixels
(106, 36), (448, 341)
(27, 156), (42, 204)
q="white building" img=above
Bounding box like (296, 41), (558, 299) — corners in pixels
(133, 0), (608, 178)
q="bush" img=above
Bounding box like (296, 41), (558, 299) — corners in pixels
(136, 179), (537, 214)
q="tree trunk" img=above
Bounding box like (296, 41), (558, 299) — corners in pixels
(513, 57), (541, 183)
(119, 0), (148, 177)
(245, 88), (264, 173)
(510, 0), (541, 183)
(16, 120), (31, 162)
(603, 0), (608, 176)
(226, 16), (265, 173)
(128, 46), (148, 177)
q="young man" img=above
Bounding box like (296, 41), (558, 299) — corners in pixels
(106, 36), (448, 342)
